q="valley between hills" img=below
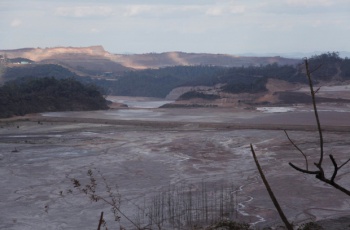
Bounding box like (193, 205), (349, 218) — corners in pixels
(0, 46), (350, 229)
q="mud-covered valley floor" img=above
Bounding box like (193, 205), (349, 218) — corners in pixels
(1, 104), (350, 229)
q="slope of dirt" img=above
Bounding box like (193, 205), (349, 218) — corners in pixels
(256, 79), (301, 104)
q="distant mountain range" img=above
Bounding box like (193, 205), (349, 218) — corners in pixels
(0, 46), (301, 73)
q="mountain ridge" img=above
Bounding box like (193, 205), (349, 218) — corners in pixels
(2, 50), (350, 109)
(0, 46), (301, 72)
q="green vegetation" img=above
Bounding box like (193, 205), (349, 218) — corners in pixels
(211, 63), (304, 95)
(0, 77), (108, 118)
(0, 55), (6, 79)
(340, 57), (350, 79)
(110, 52), (350, 97)
(110, 65), (223, 97)
(111, 63), (306, 97)
(221, 76), (268, 94)
(306, 52), (342, 81)
(2, 52), (349, 99)
(2, 64), (79, 81)
(0, 66), (5, 80)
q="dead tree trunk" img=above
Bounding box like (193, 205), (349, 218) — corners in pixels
(250, 144), (293, 230)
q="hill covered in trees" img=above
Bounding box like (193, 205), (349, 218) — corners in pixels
(108, 52), (350, 98)
(0, 77), (108, 118)
(1, 52), (349, 100)
(111, 52), (350, 97)
(2, 64), (78, 81)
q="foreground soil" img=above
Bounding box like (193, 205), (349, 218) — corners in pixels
(0, 106), (349, 229)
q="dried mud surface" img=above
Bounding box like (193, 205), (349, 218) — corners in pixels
(0, 105), (350, 229)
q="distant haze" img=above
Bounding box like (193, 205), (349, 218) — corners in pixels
(1, 0), (350, 54)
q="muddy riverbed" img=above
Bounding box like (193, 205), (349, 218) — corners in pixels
(1, 104), (350, 229)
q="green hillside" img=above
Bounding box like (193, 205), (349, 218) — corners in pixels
(1, 52), (349, 99)
(0, 77), (108, 118)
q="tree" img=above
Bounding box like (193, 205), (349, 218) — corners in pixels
(0, 54), (7, 80)
(250, 144), (293, 230)
(287, 59), (350, 196)
(250, 58), (350, 230)
(0, 77), (108, 118)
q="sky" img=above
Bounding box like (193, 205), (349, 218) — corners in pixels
(1, 0), (350, 55)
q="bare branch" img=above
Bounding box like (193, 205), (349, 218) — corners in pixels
(284, 130), (309, 170)
(315, 173), (350, 196)
(329, 154), (338, 182)
(328, 182), (350, 196)
(304, 59), (324, 167)
(289, 163), (319, 175)
(329, 155), (350, 182)
(339, 157), (350, 170)
(314, 86), (321, 94)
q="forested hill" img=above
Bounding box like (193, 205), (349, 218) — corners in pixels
(108, 52), (350, 97)
(1, 52), (350, 99)
(2, 64), (78, 81)
(0, 77), (108, 118)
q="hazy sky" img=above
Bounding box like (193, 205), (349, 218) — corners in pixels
(1, 0), (350, 54)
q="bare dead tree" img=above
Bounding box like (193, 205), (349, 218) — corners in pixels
(249, 57), (350, 229)
(287, 58), (350, 196)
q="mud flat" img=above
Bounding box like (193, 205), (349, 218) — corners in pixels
(0, 105), (349, 229)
